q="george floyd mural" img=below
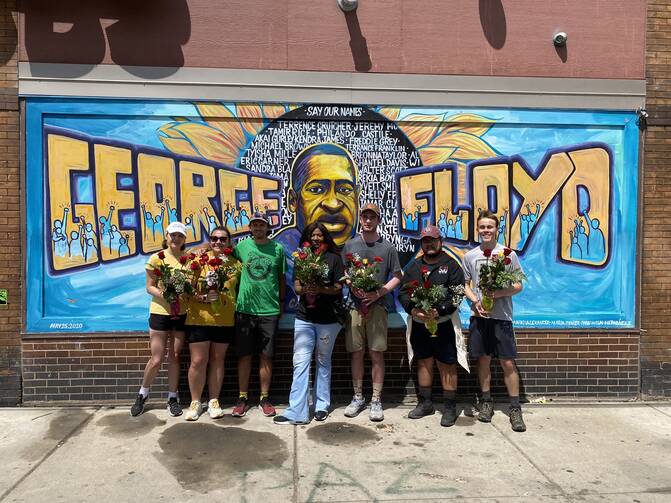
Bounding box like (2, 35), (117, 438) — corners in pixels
(25, 99), (639, 332)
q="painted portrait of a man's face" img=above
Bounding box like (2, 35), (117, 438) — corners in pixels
(288, 144), (359, 247)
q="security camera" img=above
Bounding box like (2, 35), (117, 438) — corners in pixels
(553, 32), (567, 47)
(337, 0), (358, 12)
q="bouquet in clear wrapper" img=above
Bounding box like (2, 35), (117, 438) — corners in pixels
(151, 251), (195, 318)
(477, 247), (526, 311)
(342, 252), (383, 318)
(293, 242), (329, 308)
(406, 266), (446, 337)
(198, 248), (237, 308)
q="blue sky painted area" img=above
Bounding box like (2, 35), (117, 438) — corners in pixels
(25, 99), (638, 332)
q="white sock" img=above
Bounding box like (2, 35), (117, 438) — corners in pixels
(139, 387), (149, 398)
(168, 391), (178, 399)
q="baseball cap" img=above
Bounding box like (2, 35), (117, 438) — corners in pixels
(420, 225), (441, 239)
(166, 221), (187, 236)
(360, 203), (381, 217)
(249, 211), (270, 225)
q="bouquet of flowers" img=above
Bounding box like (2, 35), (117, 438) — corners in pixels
(198, 248), (238, 308)
(477, 247), (527, 311)
(152, 251), (195, 318)
(406, 267), (446, 337)
(293, 242), (329, 308)
(342, 252), (383, 318)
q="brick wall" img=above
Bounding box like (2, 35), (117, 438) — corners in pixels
(641, 0), (671, 397)
(22, 329), (638, 406)
(0, 1), (20, 406)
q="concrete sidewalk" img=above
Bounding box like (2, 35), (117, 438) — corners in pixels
(1, 402), (670, 502)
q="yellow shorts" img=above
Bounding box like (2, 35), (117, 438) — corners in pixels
(346, 304), (388, 352)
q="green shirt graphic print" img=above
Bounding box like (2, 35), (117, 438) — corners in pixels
(234, 238), (287, 316)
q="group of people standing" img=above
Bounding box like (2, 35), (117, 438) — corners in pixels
(130, 204), (527, 433)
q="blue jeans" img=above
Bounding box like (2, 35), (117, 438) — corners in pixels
(283, 319), (340, 423)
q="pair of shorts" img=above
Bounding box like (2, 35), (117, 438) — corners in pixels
(235, 312), (279, 358)
(410, 319), (457, 364)
(346, 304), (388, 352)
(468, 316), (517, 359)
(186, 325), (235, 345)
(149, 313), (187, 332)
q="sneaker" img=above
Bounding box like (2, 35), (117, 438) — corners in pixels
(407, 398), (435, 419)
(273, 415), (293, 425)
(231, 397), (249, 417)
(509, 407), (526, 432)
(478, 400), (494, 423)
(167, 397), (182, 417)
(130, 394), (147, 417)
(208, 398), (224, 419)
(369, 400), (384, 422)
(441, 403), (458, 427)
(314, 410), (329, 422)
(185, 400), (203, 421)
(343, 396), (366, 418)
(259, 397), (276, 417)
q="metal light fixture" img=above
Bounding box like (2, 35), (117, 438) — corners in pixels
(553, 32), (567, 47)
(337, 0), (358, 12)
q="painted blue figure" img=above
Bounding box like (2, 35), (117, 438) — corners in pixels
(69, 230), (84, 258)
(454, 214), (464, 240)
(185, 214), (196, 239)
(446, 218), (455, 238)
(119, 234), (131, 257)
(84, 238), (98, 262)
(527, 203), (541, 232)
(519, 213), (529, 246)
(574, 218), (588, 257)
(141, 203), (154, 239)
(497, 210), (508, 245)
(164, 198), (179, 224)
(239, 208), (250, 228)
(99, 205), (114, 240)
(438, 212), (448, 237)
(109, 224), (122, 256)
(234, 215), (240, 230)
(202, 207), (217, 233)
(52, 207), (69, 258)
(224, 208), (236, 231)
(583, 210), (605, 261)
(153, 206), (166, 239)
(569, 230), (582, 259)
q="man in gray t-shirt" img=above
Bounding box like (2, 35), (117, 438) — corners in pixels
(341, 203), (402, 422)
(463, 210), (527, 433)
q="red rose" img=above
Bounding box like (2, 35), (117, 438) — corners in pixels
(354, 261), (362, 267)
(483, 248), (492, 258)
(504, 257), (512, 265)
(410, 280), (420, 287)
(421, 266), (429, 274)
(503, 247), (512, 256)
(157, 251), (165, 260)
(319, 244), (328, 254)
(423, 280), (431, 288)
(187, 252), (196, 261)
(223, 247), (233, 256)
(153, 268), (161, 277)
(302, 241), (311, 248)
(179, 255), (188, 265)
(374, 256), (383, 262)
(298, 251), (308, 260)
(407, 288), (415, 296)
(199, 255), (209, 265)
(190, 262), (201, 271)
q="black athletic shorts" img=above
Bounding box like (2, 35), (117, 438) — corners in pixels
(468, 316), (518, 359)
(149, 313), (187, 332)
(186, 325), (235, 344)
(410, 319), (458, 364)
(235, 312), (279, 358)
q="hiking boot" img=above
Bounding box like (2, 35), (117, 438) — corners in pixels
(167, 397), (182, 417)
(130, 394), (147, 417)
(259, 397), (276, 417)
(509, 407), (526, 432)
(343, 396), (366, 418)
(478, 400), (494, 423)
(232, 397), (249, 417)
(441, 402), (458, 427)
(185, 400), (203, 421)
(208, 398), (224, 419)
(369, 400), (384, 422)
(314, 410), (329, 422)
(408, 398), (435, 419)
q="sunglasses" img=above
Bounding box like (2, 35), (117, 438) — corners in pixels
(210, 236), (229, 243)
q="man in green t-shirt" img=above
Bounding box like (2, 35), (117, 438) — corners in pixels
(232, 212), (287, 418)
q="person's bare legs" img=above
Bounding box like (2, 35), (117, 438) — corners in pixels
(207, 343), (229, 400)
(187, 341), (210, 402)
(141, 330), (168, 388)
